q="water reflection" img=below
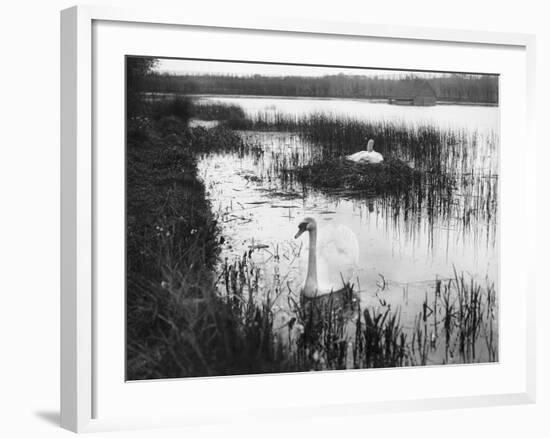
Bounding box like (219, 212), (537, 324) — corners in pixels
(195, 95), (499, 133)
(194, 97), (498, 365)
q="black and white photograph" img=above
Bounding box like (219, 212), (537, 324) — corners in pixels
(126, 57), (499, 380)
(3, 0), (548, 435)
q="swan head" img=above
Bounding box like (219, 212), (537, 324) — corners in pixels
(294, 217), (317, 239)
(366, 138), (375, 152)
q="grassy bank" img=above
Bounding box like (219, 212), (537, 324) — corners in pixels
(126, 114), (285, 379)
(146, 95), (246, 124)
(126, 100), (497, 379)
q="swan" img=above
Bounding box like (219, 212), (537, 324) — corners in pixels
(346, 138), (384, 164)
(294, 217), (358, 300)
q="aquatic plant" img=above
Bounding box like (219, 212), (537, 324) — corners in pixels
(293, 157), (423, 197)
(150, 96), (194, 123)
(126, 105), (499, 380)
(409, 270), (498, 365)
(193, 102), (247, 122)
(126, 115), (275, 379)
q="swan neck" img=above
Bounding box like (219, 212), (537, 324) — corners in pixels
(304, 228), (318, 296)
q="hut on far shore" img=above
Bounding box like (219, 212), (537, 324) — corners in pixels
(388, 79), (437, 106)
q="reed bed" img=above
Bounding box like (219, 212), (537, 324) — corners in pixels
(293, 157), (424, 197)
(126, 114), (279, 379)
(193, 102), (246, 122)
(228, 110), (498, 236)
(218, 250), (498, 371)
(127, 102), (498, 380)
(228, 111), (497, 174)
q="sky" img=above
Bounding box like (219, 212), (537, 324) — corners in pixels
(154, 58), (454, 78)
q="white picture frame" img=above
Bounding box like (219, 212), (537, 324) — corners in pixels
(60, 4), (537, 433)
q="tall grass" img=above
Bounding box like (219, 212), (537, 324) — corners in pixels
(127, 102), (498, 380)
(409, 270), (498, 365)
(217, 250), (498, 371)
(149, 96), (194, 123)
(126, 114), (278, 379)
(226, 110), (498, 236)
(228, 111), (496, 174)
(193, 102), (246, 122)
(145, 95), (247, 124)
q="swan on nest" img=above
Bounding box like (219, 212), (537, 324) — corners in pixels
(346, 138), (384, 164)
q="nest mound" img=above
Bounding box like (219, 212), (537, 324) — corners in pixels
(294, 157), (422, 195)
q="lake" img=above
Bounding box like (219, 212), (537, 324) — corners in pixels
(194, 95), (499, 365)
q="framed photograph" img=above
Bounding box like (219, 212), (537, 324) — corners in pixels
(61, 5), (536, 432)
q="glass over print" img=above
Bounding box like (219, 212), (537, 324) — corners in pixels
(125, 57), (499, 380)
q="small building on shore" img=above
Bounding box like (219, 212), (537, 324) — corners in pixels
(388, 79), (437, 106)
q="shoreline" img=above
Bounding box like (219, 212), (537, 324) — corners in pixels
(143, 92), (499, 108)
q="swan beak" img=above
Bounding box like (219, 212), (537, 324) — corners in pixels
(294, 229), (305, 239)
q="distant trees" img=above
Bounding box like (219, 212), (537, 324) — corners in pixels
(141, 72), (498, 104)
(127, 57), (158, 117)
(428, 74), (498, 103)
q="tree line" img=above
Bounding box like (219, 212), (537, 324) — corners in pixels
(140, 72), (498, 104)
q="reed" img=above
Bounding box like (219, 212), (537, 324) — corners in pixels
(226, 111), (498, 239)
(126, 115), (284, 379)
(193, 102), (247, 122)
(293, 157), (424, 197)
(409, 269), (498, 365)
(228, 111), (497, 175)
(127, 109), (498, 380)
(149, 96), (194, 123)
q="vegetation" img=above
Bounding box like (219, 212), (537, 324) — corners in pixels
(126, 113), (281, 379)
(226, 111), (478, 171)
(144, 72), (498, 104)
(149, 96), (194, 123)
(126, 110), (498, 379)
(222, 110), (496, 223)
(126, 63), (498, 379)
(147, 96), (246, 124)
(294, 158), (423, 196)
(409, 271), (498, 365)
(127, 67), (277, 378)
(193, 102), (246, 121)
(127, 57), (158, 117)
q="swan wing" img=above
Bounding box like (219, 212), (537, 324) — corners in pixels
(316, 223), (359, 290)
(370, 151), (384, 163)
(347, 151), (384, 163)
(346, 151), (367, 162)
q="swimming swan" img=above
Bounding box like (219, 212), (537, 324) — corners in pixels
(294, 217), (358, 299)
(346, 138), (384, 164)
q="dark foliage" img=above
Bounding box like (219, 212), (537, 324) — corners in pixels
(294, 158), (423, 196)
(193, 103), (246, 121)
(143, 72), (499, 104)
(150, 96), (194, 123)
(127, 57), (158, 117)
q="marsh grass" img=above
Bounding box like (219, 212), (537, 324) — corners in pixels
(224, 108), (496, 171)
(228, 110), (497, 238)
(355, 306), (408, 368)
(149, 96), (194, 123)
(127, 102), (498, 380)
(193, 102), (247, 122)
(217, 249), (498, 372)
(126, 115), (284, 379)
(409, 270), (498, 365)
(145, 101), (498, 233)
(293, 157), (424, 197)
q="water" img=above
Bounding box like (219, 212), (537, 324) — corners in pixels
(194, 94), (499, 133)
(195, 96), (499, 365)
